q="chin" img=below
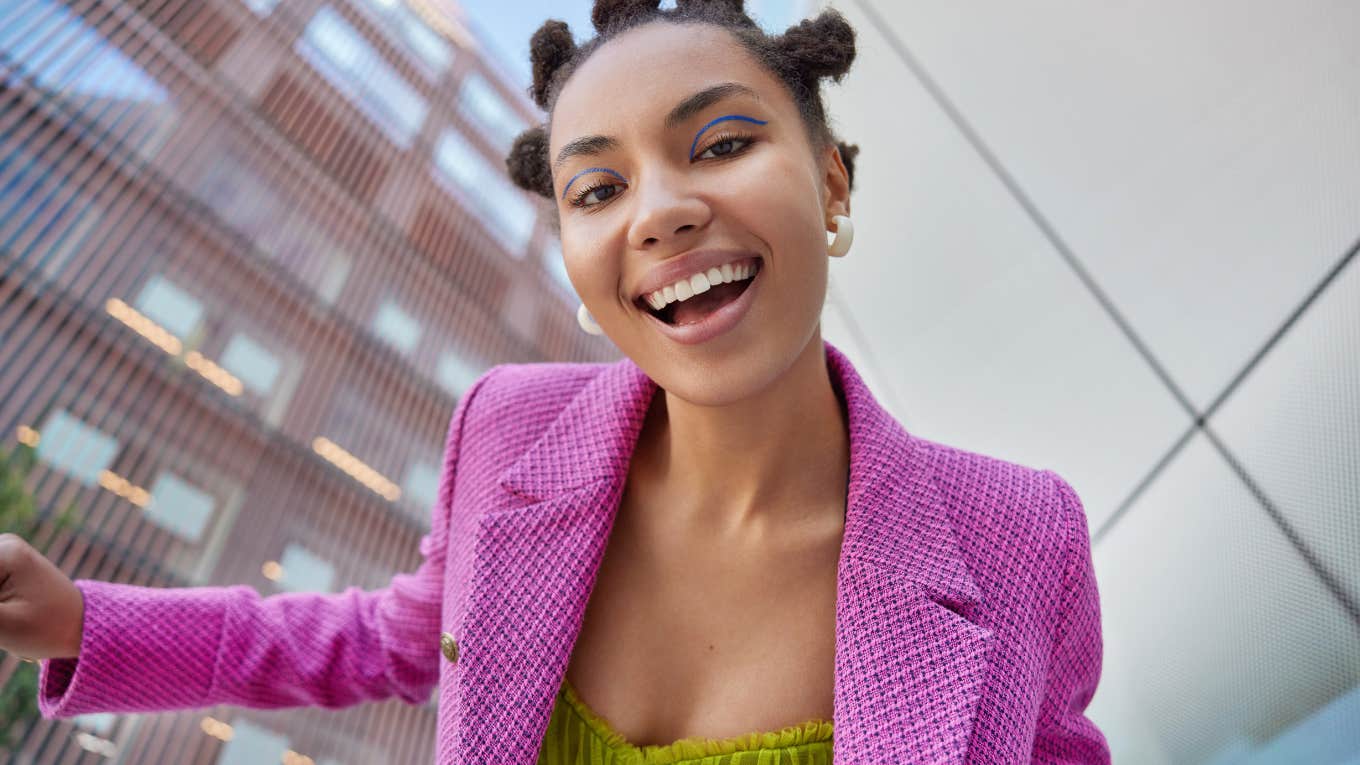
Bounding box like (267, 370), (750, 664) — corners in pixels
(630, 325), (817, 409)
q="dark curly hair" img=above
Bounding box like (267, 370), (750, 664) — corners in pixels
(504, 0), (860, 203)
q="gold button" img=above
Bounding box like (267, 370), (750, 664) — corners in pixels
(440, 632), (459, 664)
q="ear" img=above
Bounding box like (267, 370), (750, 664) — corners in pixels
(819, 141), (851, 222)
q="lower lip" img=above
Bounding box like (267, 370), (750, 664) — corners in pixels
(643, 262), (763, 345)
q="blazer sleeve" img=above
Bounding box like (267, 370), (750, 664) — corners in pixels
(1031, 471), (1112, 764)
(37, 366), (499, 718)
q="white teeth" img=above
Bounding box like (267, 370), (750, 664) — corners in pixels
(642, 259), (758, 311)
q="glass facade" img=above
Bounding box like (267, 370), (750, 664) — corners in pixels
(457, 70), (523, 150)
(356, 0), (454, 80)
(371, 298), (423, 355)
(144, 471), (217, 543)
(1, 0), (171, 103)
(219, 333), (283, 396)
(295, 5), (430, 149)
(0, 0), (618, 761)
(134, 274), (205, 341)
(34, 409), (119, 486)
(276, 542), (338, 593)
(433, 127), (536, 256)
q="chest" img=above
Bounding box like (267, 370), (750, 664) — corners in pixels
(562, 504), (843, 746)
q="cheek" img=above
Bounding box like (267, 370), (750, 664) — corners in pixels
(560, 234), (615, 301)
(716, 154), (824, 257)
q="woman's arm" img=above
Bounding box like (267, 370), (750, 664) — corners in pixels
(1031, 471), (1113, 764)
(38, 367), (498, 718)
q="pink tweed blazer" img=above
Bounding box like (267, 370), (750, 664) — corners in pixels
(39, 340), (1109, 764)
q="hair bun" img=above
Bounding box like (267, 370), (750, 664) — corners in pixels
(506, 125), (554, 198)
(529, 20), (576, 109)
(776, 9), (856, 83)
(675, 0), (745, 16)
(591, 0), (661, 33)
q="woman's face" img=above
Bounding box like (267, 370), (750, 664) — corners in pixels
(549, 21), (850, 406)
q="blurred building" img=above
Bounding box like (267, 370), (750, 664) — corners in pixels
(0, 0), (612, 761)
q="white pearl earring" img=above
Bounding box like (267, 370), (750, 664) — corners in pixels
(577, 303), (604, 335)
(828, 214), (854, 258)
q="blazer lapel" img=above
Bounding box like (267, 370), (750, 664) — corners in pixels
(453, 341), (993, 764)
(826, 341), (995, 763)
(451, 358), (656, 761)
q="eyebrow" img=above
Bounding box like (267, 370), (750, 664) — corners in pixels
(551, 82), (762, 173)
(665, 82), (760, 130)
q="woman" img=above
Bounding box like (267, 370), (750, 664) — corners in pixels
(4, 1), (1110, 762)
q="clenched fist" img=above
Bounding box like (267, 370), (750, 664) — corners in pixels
(0, 533), (84, 661)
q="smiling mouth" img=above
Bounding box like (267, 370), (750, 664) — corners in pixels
(635, 261), (761, 325)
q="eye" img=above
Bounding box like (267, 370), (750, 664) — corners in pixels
(694, 133), (754, 161)
(570, 180), (625, 208)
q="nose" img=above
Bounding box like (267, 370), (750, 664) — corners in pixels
(626, 168), (711, 250)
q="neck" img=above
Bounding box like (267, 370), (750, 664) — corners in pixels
(631, 332), (851, 538)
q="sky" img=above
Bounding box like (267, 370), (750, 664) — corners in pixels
(453, 0), (594, 92)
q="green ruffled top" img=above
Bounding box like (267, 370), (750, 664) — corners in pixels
(536, 677), (834, 764)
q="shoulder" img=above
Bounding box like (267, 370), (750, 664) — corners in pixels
(470, 360), (608, 419)
(907, 433), (1086, 605)
(909, 435), (1070, 521)
(450, 359), (613, 466)
(913, 435), (1071, 506)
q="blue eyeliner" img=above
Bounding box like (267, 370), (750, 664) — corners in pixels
(561, 167), (628, 200)
(690, 114), (767, 158)
(560, 115), (765, 201)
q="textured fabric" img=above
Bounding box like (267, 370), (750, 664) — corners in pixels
(38, 339), (1110, 764)
(536, 678), (833, 764)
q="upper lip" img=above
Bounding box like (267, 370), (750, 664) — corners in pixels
(631, 248), (762, 303)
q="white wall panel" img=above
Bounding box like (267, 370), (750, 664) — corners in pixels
(837, 0), (1360, 410)
(1090, 431), (1360, 763)
(820, 0), (1187, 528)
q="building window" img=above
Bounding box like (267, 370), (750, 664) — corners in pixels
(195, 147), (282, 245)
(432, 129), (536, 257)
(276, 543), (337, 593)
(193, 148), (355, 306)
(0, 143), (53, 231)
(241, 0), (281, 16)
(144, 471), (216, 543)
(0, 0), (170, 103)
(73, 713), (117, 735)
(217, 719), (289, 765)
(435, 351), (482, 397)
(357, 0), (453, 80)
(457, 71), (524, 151)
(0, 138), (103, 280)
(371, 299), (421, 355)
(402, 459), (440, 515)
(135, 274), (204, 341)
(317, 252), (352, 305)
(35, 409), (119, 486)
(295, 6), (429, 149)
(220, 333), (283, 396)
